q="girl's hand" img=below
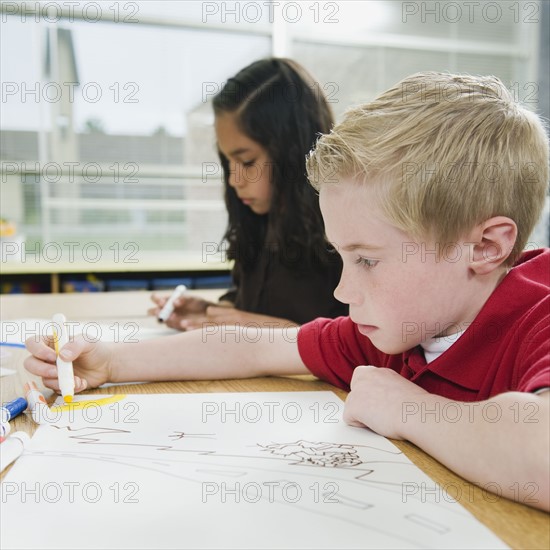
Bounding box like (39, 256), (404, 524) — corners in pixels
(147, 292), (213, 330)
(181, 306), (297, 331)
(24, 334), (113, 393)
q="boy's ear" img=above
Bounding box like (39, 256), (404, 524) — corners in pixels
(467, 216), (517, 275)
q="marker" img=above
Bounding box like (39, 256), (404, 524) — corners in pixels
(0, 342), (26, 349)
(52, 313), (74, 404)
(0, 431), (30, 473)
(158, 284), (187, 323)
(0, 397), (28, 424)
(0, 420), (11, 438)
(24, 382), (50, 425)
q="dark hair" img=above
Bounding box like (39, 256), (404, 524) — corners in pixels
(213, 57), (337, 271)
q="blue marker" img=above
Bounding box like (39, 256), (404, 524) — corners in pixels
(0, 397), (28, 424)
(0, 342), (26, 349)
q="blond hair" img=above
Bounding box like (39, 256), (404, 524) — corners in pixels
(307, 72), (549, 265)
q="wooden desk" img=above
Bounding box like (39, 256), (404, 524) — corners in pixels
(1, 292), (548, 549)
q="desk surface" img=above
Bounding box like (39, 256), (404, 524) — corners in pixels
(1, 291), (548, 549)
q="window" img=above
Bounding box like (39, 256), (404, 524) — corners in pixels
(1, 0), (548, 273)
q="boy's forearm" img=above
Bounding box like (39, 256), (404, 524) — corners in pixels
(401, 391), (550, 511)
(109, 326), (308, 383)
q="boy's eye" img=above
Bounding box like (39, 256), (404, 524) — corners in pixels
(242, 160), (255, 167)
(355, 256), (379, 269)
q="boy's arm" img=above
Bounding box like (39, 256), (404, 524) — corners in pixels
(404, 390), (549, 512)
(110, 326), (307, 382)
(25, 326), (309, 392)
(343, 366), (550, 511)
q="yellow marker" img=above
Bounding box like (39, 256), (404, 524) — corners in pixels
(51, 394), (126, 412)
(52, 313), (74, 404)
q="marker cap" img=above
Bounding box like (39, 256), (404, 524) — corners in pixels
(0, 397), (28, 423)
(0, 421), (11, 438)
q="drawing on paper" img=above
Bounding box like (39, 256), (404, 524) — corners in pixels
(0, 392), (509, 550)
(259, 440), (364, 467)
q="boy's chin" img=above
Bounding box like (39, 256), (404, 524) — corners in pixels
(366, 334), (413, 356)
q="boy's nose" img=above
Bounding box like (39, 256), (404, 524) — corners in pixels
(333, 276), (362, 307)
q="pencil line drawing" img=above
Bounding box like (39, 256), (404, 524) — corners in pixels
(406, 514), (451, 534)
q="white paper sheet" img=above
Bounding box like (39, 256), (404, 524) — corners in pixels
(0, 392), (508, 549)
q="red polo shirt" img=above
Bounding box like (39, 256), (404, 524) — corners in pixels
(297, 249), (550, 401)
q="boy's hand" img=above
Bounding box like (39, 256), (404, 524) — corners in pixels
(24, 335), (113, 394)
(343, 365), (429, 439)
(147, 292), (213, 330)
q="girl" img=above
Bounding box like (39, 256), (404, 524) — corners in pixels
(149, 58), (347, 329)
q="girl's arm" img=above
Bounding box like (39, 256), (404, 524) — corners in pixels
(181, 306), (299, 330)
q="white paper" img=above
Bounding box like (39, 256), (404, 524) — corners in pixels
(0, 392), (508, 549)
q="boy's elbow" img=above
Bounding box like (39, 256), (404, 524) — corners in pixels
(526, 473), (549, 512)
(538, 488), (550, 513)
(524, 394), (550, 511)
(503, 440), (549, 511)
(495, 392), (550, 511)
(532, 452), (550, 512)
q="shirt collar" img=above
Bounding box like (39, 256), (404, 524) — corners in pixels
(420, 330), (465, 364)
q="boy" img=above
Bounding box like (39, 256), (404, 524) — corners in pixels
(26, 72), (549, 511)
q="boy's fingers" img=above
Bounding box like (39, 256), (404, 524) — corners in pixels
(41, 378), (61, 392)
(25, 336), (56, 363)
(30, 374), (87, 395)
(349, 365), (376, 388)
(24, 355), (58, 379)
(346, 418), (366, 428)
(74, 376), (88, 392)
(57, 334), (91, 361)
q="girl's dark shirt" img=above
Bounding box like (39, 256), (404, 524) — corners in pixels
(219, 244), (348, 324)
